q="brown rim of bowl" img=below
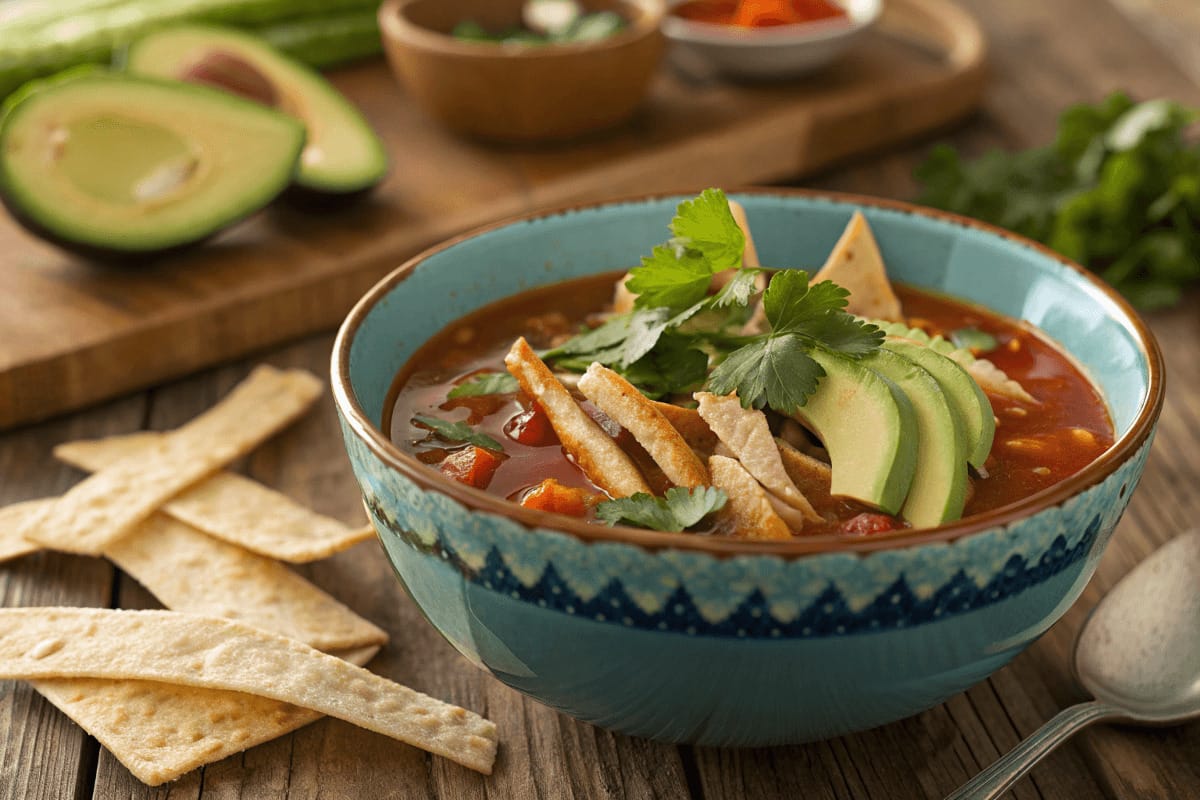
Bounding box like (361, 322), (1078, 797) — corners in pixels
(378, 0), (664, 59)
(331, 187), (1165, 560)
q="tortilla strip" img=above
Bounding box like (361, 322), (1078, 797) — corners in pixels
(775, 439), (836, 511)
(814, 211), (903, 322)
(105, 514), (387, 651)
(505, 338), (649, 498)
(652, 402), (720, 455)
(707, 456), (793, 540)
(32, 645), (379, 787)
(54, 432), (372, 563)
(578, 365), (709, 488)
(20, 366), (323, 555)
(959, 356), (1039, 404)
(0, 499), (46, 563)
(0, 608), (498, 775)
(696, 393), (821, 523)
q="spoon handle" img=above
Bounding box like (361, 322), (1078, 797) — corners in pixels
(945, 700), (1120, 800)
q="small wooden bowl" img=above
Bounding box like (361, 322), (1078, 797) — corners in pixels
(378, 0), (666, 142)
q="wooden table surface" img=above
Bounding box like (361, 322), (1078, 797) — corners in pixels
(3, 0), (1199, 797)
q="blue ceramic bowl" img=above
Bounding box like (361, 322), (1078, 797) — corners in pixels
(332, 190), (1163, 746)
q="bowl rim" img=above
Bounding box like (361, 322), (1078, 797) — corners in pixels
(331, 187), (1165, 559)
(661, 0), (880, 46)
(378, 0), (665, 59)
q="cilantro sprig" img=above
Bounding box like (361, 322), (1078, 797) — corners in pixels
(916, 93), (1200, 309)
(542, 188), (882, 411)
(595, 486), (728, 532)
(412, 415), (503, 451)
(447, 372), (519, 399)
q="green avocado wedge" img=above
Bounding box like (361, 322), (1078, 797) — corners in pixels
(0, 68), (305, 256)
(884, 339), (995, 469)
(865, 349), (969, 528)
(126, 24), (387, 197)
(792, 350), (918, 516)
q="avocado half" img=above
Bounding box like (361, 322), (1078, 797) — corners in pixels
(0, 69), (306, 256)
(126, 25), (387, 198)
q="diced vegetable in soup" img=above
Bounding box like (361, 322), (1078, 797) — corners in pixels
(387, 190), (1113, 539)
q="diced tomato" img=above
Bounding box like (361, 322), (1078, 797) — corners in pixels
(439, 446), (505, 490)
(505, 404), (558, 447)
(519, 478), (597, 517)
(841, 513), (900, 536)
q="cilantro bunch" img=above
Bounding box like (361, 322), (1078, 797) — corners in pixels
(544, 189), (882, 414)
(916, 93), (1200, 309)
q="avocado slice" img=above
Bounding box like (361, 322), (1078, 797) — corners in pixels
(0, 68), (305, 256)
(792, 350), (918, 515)
(866, 349), (969, 528)
(126, 25), (387, 197)
(884, 339), (995, 469)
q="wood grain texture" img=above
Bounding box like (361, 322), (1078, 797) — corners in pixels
(3, 0), (1200, 797)
(0, 0), (985, 431)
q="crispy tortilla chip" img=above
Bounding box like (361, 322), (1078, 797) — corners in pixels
(0, 499), (48, 563)
(612, 273), (637, 314)
(775, 439), (835, 511)
(696, 393), (820, 524)
(652, 402), (720, 454)
(20, 366), (323, 555)
(0, 608), (498, 775)
(713, 443), (811, 531)
(32, 645), (379, 787)
(54, 432), (372, 562)
(105, 514), (387, 651)
(707, 455), (792, 540)
(814, 211), (903, 322)
(505, 338), (649, 498)
(958, 356), (1039, 404)
(578, 365), (709, 488)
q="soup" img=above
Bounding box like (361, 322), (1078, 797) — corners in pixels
(386, 191), (1113, 539)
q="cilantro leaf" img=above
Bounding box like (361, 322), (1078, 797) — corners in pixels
(595, 486), (728, 531)
(669, 188), (747, 273)
(707, 334), (824, 414)
(710, 268), (762, 308)
(916, 92), (1200, 309)
(412, 415), (503, 451)
(447, 372), (519, 399)
(626, 244), (714, 311)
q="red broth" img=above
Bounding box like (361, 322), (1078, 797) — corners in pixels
(671, 0), (848, 27)
(387, 272), (1114, 536)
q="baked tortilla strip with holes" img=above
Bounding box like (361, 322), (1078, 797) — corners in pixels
(0, 608), (498, 775)
(578, 364), (709, 488)
(707, 456), (792, 541)
(20, 365), (323, 555)
(505, 338), (650, 498)
(697, 393), (821, 524)
(32, 645), (379, 787)
(54, 432), (372, 563)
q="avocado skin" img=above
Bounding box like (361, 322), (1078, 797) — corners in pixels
(0, 68), (306, 260)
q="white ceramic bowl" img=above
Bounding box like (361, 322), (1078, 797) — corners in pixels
(662, 0), (881, 80)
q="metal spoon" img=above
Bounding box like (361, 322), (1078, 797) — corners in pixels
(947, 529), (1200, 800)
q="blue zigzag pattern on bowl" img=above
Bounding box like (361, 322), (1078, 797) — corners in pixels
(346, 422), (1152, 639)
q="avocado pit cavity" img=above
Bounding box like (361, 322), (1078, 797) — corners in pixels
(181, 50), (278, 106)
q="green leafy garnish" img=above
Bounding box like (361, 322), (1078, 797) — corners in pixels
(949, 327), (998, 354)
(412, 415), (503, 451)
(915, 93), (1200, 309)
(708, 270), (883, 414)
(447, 372), (519, 399)
(544, 189), (881, 410)
(595, 486), (728, 532)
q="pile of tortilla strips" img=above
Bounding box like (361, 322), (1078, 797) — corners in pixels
(0, 365), (498, 785)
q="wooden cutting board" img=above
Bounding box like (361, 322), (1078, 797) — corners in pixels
(0, 0), (985, 430)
